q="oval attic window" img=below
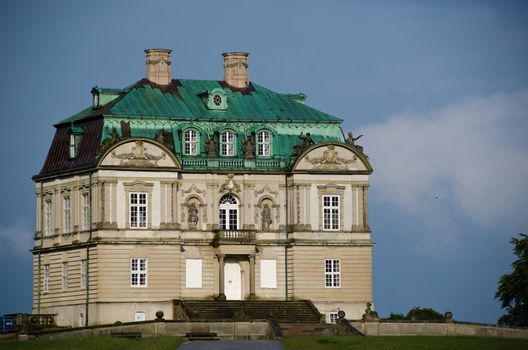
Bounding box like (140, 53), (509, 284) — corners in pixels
(213, 93), (223, 107)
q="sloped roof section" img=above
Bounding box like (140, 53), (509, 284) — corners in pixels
(107, 79), (342, 123)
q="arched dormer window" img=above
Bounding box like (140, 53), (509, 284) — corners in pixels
(219, 194), (238, 230)
(220, 130), (236, 156)
(256, 130), (272, 157)
(183, 129), (199, 156)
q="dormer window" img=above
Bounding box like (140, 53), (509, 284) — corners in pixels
(207, 88), (228, 110)
(183, 129), (199, 155)
(69, 126), (83, 159)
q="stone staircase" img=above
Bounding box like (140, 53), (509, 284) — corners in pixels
(175, 300), (322, 323)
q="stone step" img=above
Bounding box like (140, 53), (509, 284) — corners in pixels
(177, 300), (322, 323)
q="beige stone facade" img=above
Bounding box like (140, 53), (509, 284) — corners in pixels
(33, 139), (373, 326)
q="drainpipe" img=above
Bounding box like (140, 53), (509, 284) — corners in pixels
(284, 175), (289, 301)
(37, 182), (44, 314)
(85, 172), (93, 326)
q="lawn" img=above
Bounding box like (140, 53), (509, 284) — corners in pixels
(283, 336), (528, 350)
(0, 335), (185, 350)
(2, 335), (528, 350)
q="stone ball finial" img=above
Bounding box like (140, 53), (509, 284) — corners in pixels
(156, 310), (164, 320)
(445, 311), (453, 320)
(337, 310), (346, 319)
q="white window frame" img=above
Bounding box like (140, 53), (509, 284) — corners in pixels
(62, 262), (68, 290)
(129, 192), (147, 229)
(185, 259), (203, 288)
(80, 259), (87, 290)
(63, 197), (71, 233)
(220, 130), (236, 156)
(257, 130), (271, 157)
(45, 200), (53, 236)
(183, 129), (199, 156)
(219, 194), (238, 230)
(43, 264), (50, 293)
(328, 312), (339, 324)
(131, 258), (148, 287)
(260, 259), (277, 288)
(322, 195), (340, 231)
(324, 259), (341, 288)
(81, 193), (90, 230)
(69, 134), (76, 158)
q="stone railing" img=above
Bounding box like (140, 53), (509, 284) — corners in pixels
(181, 157), (284, 170)
(214, 230), (256, 241)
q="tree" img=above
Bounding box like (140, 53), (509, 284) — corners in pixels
(495, 233), (528, 326)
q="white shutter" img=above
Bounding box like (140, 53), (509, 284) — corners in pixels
(186, 259), (202, 288)
(260, 259), (277, 288)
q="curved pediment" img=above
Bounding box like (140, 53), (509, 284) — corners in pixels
(293, 143), (372, 173)
(98, 138), (181, 169)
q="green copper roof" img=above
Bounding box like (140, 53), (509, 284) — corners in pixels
(104, 79), (342, 123)
(52, 78), (352, 173)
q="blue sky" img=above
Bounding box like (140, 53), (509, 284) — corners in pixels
(0, 0), (527, 323)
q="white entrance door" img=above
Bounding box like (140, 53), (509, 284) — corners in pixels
(224, 261), (242, 300)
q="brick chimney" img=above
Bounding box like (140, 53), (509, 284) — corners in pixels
(145, 49), (172, 85)
(222, 52), (249, 89)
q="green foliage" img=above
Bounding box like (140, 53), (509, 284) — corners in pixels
(382, 307), (444, 321)
(385, 312), (407, 320)
(406, 307), (445, 321)
(283, 336), (528, 350)
(495, 233), (528, 327)
(0, 335), (184, 350)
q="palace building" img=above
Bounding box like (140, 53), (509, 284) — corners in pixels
(32, 49), (373, 327)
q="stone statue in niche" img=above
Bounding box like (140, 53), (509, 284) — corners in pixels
(205, 134), (218, 158)
(241, 132), (255, 159)
(293, 132), (315, 156)
(346, 131), (364, 153)
(261, 204), (272, 230)
(187, 203), (199, 229)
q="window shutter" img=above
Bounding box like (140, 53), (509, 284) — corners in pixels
(186, 259), (203, 288)
(260, 259), (277, 288)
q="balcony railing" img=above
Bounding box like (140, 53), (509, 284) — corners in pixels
(181, 157), (284, 170)
(214, 230), (256, 241)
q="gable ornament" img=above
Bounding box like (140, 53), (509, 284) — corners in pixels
(111, 140), (165, 167)
(305, 144), (357, 170)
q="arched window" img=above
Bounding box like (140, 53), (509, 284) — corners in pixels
(183, 129), (199, 155)
(220, 130), (235, 156)
(257, 130), (271, 157)
(219, 194), (238, 230)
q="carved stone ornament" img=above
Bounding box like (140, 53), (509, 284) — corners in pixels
(219, 174), (240, 193)
(305, 144), (357, 170)
(254, 185), (278, 198)
(111, 140), (166, 167)
(182, 184), (205, 195)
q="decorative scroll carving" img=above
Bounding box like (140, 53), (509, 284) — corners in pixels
(219, 174), (240, 194)
(254, 185), (278, 197)
(182, 184), (205, 195)
(305, 144), (357, 170)
(111, 140), (165, 167)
